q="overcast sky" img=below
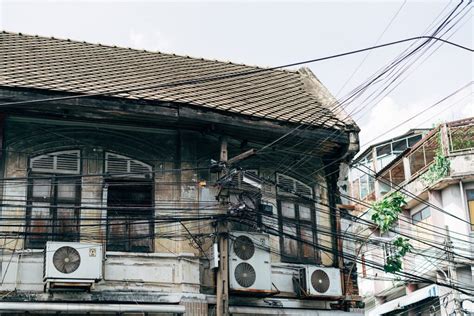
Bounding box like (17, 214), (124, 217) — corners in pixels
(0, 0), (472, 149)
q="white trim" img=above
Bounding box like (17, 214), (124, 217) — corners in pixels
(0, 302), (184, 314)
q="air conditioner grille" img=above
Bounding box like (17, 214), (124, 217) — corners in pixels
(234, 235), (255, 260)
(234, 262), (256, 288)
(52, 246), (81, 274)
(311, 269), (330, 293)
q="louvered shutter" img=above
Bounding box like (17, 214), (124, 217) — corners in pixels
(276, 174), (313, 198)
(30, 150), (80, 174)
(105, 153), (152, 178)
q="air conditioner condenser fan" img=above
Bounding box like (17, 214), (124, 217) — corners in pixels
(52, 246), (81, 274)
(234, 262), (256, 288)
(233, 235), (255, 260)
(311, 269), (330, 293)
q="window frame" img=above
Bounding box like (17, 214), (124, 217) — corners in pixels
(25, 173), (81, 249)
(277, 196), (320, 264)
(105, 179), (155, 253)
(411, 207), (431, 225)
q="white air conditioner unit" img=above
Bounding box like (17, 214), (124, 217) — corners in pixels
(229, 232), (272, 293)
(44, 242), (103, 288)
(300, 266), (342, 297)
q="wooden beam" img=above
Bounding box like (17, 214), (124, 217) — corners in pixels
(0, 87), (351, 147)
(227, 148), (256, 165)
(336, 204), (356, 210)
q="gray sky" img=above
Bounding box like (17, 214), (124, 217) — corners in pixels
(0, 0), (472, 149)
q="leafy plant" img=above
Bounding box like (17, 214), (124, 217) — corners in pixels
(370, 193), (411, 273)
(384, 237), (413, 273)
(384, 256), (402, 273)
(371, 192), (406, 233)
(421, 151), (450, 186)
(421, 130), (450, 185)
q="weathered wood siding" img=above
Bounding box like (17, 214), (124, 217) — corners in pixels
(0, 116), (336, 294)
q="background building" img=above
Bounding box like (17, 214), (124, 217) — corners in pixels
(349, 118), (474, 315)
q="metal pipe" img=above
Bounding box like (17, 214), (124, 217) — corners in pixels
(0, 302), (185, 313)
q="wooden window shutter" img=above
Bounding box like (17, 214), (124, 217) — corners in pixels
(30, 150), (80, 174)
(276, 173), (313, 198)
(105, 152), (152, 178)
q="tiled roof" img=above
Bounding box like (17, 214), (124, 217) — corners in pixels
(0, 31), (356, 130)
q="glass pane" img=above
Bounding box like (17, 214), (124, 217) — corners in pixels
(301, 226), (315, 260)
(56, 206), (78, 242)
(32, 179), (51, 199)
(467, 190), (474, 200)
(299, 205), (312, 221)
(421, 208), (431, 220)
(281, 202), (295, 218)
(130, 219), (151, 252)
(408, 135), (422, 147)
(412, 212), (421, 224)
(282, 223), (298, 257)
(368, 176), (375, 194)
(360, 175), (368, 198)
(376, 143), (391, 157)
(27, 202), (51, 248)
(392, 139), (407, 153)
(378, 155), (394, 171)
(57, 179), (77, 200)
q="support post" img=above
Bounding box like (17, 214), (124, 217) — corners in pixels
(216, 137), (229, 316)
(445, 225), (462, 316)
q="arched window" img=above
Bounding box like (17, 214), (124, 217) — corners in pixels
(105, 152), (152, 179)
(104, 152), (154, 253)
(276, 174), (319, 264)
(26, 150), (81, 249)
(276, 173), (313, 198)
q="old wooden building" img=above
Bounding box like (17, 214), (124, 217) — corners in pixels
(0, 31), (361, 315)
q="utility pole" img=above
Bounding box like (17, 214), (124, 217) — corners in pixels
(216, 137), (229, 316)
(445, 225), (462, 316)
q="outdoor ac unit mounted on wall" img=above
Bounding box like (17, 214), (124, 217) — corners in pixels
(299, 266), (342, 297)
(229, 232), (273, 293)
(44, 242), (103, 290)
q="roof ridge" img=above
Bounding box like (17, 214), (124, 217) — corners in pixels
(0, 30), (298, 75)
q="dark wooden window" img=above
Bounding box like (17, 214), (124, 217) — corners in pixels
(277, 199), (319, 263)
(106, 182), (154, 253)
(25, 176), (80, 249)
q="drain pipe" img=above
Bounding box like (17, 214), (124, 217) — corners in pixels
(0, 302), (185, 314)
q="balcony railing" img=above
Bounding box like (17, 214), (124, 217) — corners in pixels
(406, 128), (440, 177)
(448, 117), (474, 153)
(375, 117), (474, 197)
